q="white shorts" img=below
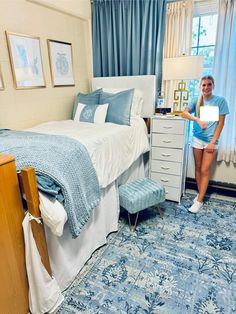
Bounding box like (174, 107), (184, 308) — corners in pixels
(192, 136), (218, 150)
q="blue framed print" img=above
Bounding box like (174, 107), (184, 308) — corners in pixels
(6, 31), (46, 89)
(47, 39), (75, 87)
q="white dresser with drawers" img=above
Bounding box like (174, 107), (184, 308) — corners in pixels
(150, 115), (189, 203)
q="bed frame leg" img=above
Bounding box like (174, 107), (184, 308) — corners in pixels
(20, 168), (52, 277)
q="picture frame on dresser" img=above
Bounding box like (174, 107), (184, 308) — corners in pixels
(6, 31), (46, 89)
(0, 65), (4, 90)
(150, 115), (189, 203)
(47, 39), (75, 87)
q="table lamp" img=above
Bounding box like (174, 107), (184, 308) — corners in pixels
(162, 55), (204, 114)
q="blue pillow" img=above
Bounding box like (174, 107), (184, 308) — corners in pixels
(72, 89), (102, 119)
(99, 89), (134, 125)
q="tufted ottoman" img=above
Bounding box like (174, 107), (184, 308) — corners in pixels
(118, 178), (165, 231)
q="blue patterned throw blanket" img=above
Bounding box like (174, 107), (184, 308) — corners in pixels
(0, 129), (101, 238)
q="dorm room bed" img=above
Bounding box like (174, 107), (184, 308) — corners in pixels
(0, 75), (156, 313)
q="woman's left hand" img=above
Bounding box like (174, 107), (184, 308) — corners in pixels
(205, 143), (215, 153)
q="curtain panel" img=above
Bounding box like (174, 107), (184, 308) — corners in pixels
(92, 0), (167, 94)
(162, 0), (194, 110)
(213, 0), (236, 163)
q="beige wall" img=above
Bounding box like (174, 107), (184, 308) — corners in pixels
(0, 0), (92, 129)
(187, 145), (236, 185)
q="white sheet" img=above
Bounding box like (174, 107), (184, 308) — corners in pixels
(26, 117), (149, 188)
(24, 116), (149, 308)
(45, 155), (146, 291)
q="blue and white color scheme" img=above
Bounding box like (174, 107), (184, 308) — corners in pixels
(0, 130), (100, 238)
(74, 103), (109, 124)
(57, 194), (236, 313)
(119, 178), (165, 214)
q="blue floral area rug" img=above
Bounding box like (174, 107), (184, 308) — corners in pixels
(56, 194), (236, 314)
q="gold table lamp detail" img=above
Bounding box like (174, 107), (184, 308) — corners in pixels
(173, 80), (189, 114)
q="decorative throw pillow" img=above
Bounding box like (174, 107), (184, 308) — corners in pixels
(74, 103), (109, 124)
(72, 88), (102, 119)
(99, 89), (134, 125)
(102, 88), (144, 117)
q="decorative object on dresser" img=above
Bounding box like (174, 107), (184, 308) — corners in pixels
(162, 55), (204, 114)
(150, 115), (189, 203)
(0, 154), (29, 313)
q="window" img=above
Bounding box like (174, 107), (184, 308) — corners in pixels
(189, 14), (218, 98)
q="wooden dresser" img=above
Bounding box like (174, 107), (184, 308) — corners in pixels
(150, 115), (189, 203)
(0, 154), (29, 313)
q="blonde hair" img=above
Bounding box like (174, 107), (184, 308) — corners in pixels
(196, 75), (215, 117)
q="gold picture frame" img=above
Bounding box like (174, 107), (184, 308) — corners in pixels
(0, 65), (4, 90)
(47, 39), (75, 87)
(6, 31), (46, 89)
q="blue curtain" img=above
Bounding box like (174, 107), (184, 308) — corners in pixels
(92, 0), (167, 93)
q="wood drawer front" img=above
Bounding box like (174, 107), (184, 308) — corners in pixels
(152, 147), (183, 162)
(152, 119), (185, 134)
(151, 160), (181, 176)
(164, 186), (180, 202)
(151, 172), (181, 188)
(152, 133), (184, 148)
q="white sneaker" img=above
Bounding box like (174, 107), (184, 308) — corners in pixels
(188, 200), (203, 213)
(193, 194), (199, 203)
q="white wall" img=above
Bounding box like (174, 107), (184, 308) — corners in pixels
(187, 143), (236, 185)
(0, 0), (92, 129)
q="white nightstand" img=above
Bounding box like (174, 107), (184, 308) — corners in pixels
(150, 115), (189, 203)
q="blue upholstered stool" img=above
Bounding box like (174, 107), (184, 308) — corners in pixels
(118, 178), (165, 231)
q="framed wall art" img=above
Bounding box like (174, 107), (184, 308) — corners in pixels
(0, 66), (4, 90)
(47, 39), (75, 87)
(6, 31), (45, 89)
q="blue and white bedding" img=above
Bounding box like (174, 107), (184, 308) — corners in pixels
(0, 130), (100, 238)
(26, 116), (150, 189)
(0, 117), (149, 238)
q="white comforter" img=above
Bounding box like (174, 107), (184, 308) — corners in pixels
(27, 117), (149, 188)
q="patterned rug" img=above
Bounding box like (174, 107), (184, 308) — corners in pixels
(56, 194), (236, 314)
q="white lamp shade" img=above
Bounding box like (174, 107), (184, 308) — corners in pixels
(162, 55), (204, 80)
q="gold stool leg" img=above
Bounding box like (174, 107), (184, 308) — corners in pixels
(157, 206), (164, 219)
(128, 212), (139, 232)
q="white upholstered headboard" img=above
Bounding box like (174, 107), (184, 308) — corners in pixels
(92, 75), (156, 118)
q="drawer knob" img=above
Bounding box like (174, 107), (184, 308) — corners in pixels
(161, 166), (170, 170)
(163, 126), (172, 129)
(161, 178), (169, 182)
(163, 140), (171, 143)
(161, 153), (171, 157)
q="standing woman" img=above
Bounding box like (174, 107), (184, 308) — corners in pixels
(182, 75), (229, 213)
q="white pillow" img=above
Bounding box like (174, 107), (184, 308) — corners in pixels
(39, 192), (67, 237)
(101, 88), (144, 116)
(74, 103), (109, 124)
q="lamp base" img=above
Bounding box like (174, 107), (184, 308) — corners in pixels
(172, 111), (183, 116)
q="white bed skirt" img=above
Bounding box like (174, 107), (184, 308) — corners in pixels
(45, 155), (145, 291)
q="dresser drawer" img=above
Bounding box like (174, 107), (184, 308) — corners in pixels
(152, 133), (184, 148)
(152, 147), (183, 162)
(151, 160), (181, 176)
(152, 119), (185, 134)
(164, 186), (180, 202)
(151, 172), (181, 188)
